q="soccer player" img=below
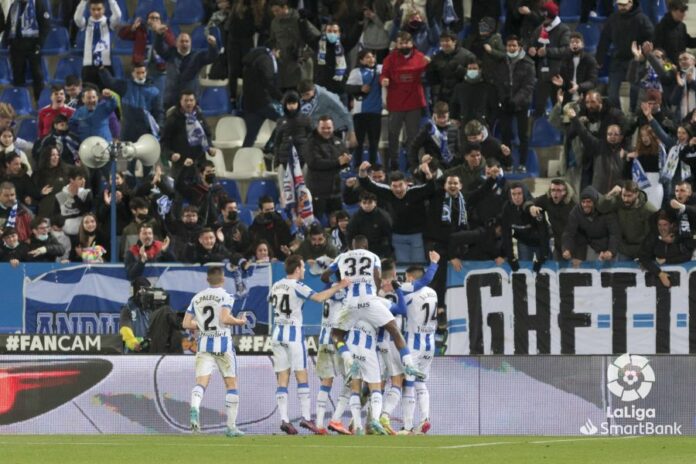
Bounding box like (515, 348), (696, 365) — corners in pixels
(182, 266), (248, 438)
(270, 255), (351, 435)
(320, 235), (426, 382)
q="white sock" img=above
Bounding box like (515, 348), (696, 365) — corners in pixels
(225, 389), (239, 428)
(316, 385), (331, 428)
(370, 391), (383, 421)
(402, 382), (415, 431)
(349, 393), (362, 430)
(401, 353), (414, 368)
(297, 382), (311, 421)
(331, 385), (351, 421)
(191, 384), (205, 410)
(276, 387), (289, 422)
(382, 386), (402, 417)
(416, 382), (429, 420)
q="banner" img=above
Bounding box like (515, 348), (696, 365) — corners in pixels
(0, 334), (122, 354)
(445, 261), (696, 355)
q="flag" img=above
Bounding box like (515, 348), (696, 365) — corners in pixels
(281, 145), (316, 228)
(631, 159), (651, 189)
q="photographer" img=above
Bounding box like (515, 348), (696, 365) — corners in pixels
(119, 277), (183, 354)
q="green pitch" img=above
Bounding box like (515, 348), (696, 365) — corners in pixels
(1, 435), (695, 464)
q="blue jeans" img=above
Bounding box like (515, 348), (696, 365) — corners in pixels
(517, 241), (547, 262)
(392, 233), (425, 264)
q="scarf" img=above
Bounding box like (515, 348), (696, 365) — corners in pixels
(641, 64), (662, 91)
(5, 201), (18, 228)
(146, 30), (166, 66)
(317, 35), (347, 80)
(680, 68), (696, 118)
(156, 194), (172, 217)
(9, 0), (39, 39)
(443, 0), (459, 25)
(300, 95), (316, 117)
(662, 143), (685, 182)
(441, 192), (467, 227)
(631, 159), (651, 189)
(428, 121), (452, 164)
(85, 17), (111, 67)
(185, 111), (209, 151)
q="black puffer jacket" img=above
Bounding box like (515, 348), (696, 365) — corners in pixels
(494, 52), (537, 111)
(273, 92), (313, 166)
(596, 5), (654, 65)
(426, 45), (475, 104)
(302, 132), (350, 199)
(345, 207), (393, 258)
(242, 47), (283, 110)
(562, 186), (620, 259)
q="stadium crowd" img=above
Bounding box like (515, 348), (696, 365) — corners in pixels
(0, 0), (695, 328)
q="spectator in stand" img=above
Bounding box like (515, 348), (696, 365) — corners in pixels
(161, 90), (215, 178)
(70, 212), (108, 263)
(360, 160), (434, 263)
(345, 49), (382, 168)
(572, 89), (628, 141)
(65, 75), (83, 109)
(33, 145), (68, 219)
(471, 1), (502, 29)
(176, 160), (228, 228)
(182, 227), (234, 264)
(241, 45), (283, 148)
(120, 196), (164, 258)
(154, 29), (219, 109)
(466, 157), (508, 228)
(293, 223), (338, 263)
(302, 115), (352, 220)
(426, 31), (474, 105)
(298, 80), (355, 143)
(0, 227), (29, 265)
(346, 191), (393, 258)
(2, 0), (51, 102)
(526, 178), (576, 259)
(552, 31), (598, 104)
(517, 0), (545, 47)
(245, 239), (275, 265)
(668, 181), (696, 231)
(360, 1), (391, 63)
(448, 216), (504, 262)
(499, 182), (550, 270)
(218, 199), (251, 257)
(390, 9), (439, 55)
(639, 210), (694, 287)
(118, 10), (176, 98)
(443, 143), (485, 193)
(494, 34), (536, 174)
(627, 43), (676, 119)
(449, 60), (498, 129)
(50, 215), (72, 263)
(0, 128), (32, 175)
(408, 101), (461, 176)
(597, 181), (658, 260)
(526, 1), (570, 118)
(626, 104), (667, 208)
(462, 120), (512, 171)
(562, 186), (620, 265)
(53, 166), (92, 237)
(73, 0), (123, 89)
(314, 22), (348, 98)
(166, 205), (203, 259)
(467, 16), (506, 87)
(596, 0), (654, 110)
(26, 216), (65, 262)
(70, 86), (117, 142)
(98, 169), (132, 235)
(124, 223), (175, 280)
(4, 152), (39, 208)
(654, 0), (696, 65)
(222, 0), (258, 108)
(329, 209), (349, 252)
(0, 181), (33, 240)
(249, 196), (292, 260)
(672, 51), (696, 121)
(272, 90), (312, 171)
(342, 164), (386, 206)
(381, 31), (429, 172)
(37, 85), (75, 139)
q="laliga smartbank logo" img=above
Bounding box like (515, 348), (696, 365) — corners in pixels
(579, 354), (682, 436)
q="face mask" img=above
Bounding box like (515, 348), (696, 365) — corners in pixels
(133, 77), (146, 85)
(507, 51), (519, 59)
(326, 33), (339, 44)
(37, 234), (48, 241)
(5, 241), (18, 249)
(408, 20), (422, 29)
(227, 211), (238, 222)
(136, 213), (148, 221)
(466, 70), (480, 80)
(263, 212), (274, 220)
(399, 47), (412, 56)
(681, 66), (692, 73)
(204, 174), (216, 184)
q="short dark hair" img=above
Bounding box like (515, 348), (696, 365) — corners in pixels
(318, 114), (333, 123)
(509, 182), (524, 192)
(89, 0), (105, 7)
(334, 210), (350, 221)
(4, 152), (20, 166)
(485, 157), (500, 167)
(668, 0), (688, 12)
(31, 216), (48, 230)
(180, 89), (196, 99)
(381, 258), (395, 273)
(360, 191), (377, 202)
(506, 34), (520, 45)
(357, 49), (375, 62)
(352, 234), (368, 249)
(65, 75), (81, 87)
(129, 196), (149, 210)
(569, 31), (584, 41)
(258, 195), (274, 208)
(198, 160), (215, 172)
(433, 101), (449, 116)
(297, 80), (315, 94)
(199, 227), (214, 237)
(67, 165), (86, 180)
(308, 223), (324, 236)
(389, 171), (406, 183)
(406, 265), (425, 278)
(182, 205), (199, 215)
(396, 31), (412, 42)
(50, 84), (64, 94)
(51, 215), (65, 228)
(138, 222), (154, 233)
(439, 30), (457, 41)
(207, 266), (224, 279)
(622, 180), (640, 193)
(285, 254), (303, 274)
(270, 0), (288, 7)
(465, 143), (482, 154)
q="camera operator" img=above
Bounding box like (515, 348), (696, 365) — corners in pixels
(119, 277), (183, 353)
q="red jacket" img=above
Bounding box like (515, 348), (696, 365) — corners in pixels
(37, 105), (75, 139)
(380, 49), (429, 112)
(129, 240), (164, 260)
(118, 25), (176, 71)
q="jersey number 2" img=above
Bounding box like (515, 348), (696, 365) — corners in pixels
(202, 306), (217, 331)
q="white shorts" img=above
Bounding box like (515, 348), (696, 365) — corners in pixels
(378, 343), (404, 379)
(272, 340), (307, 373)
(195, 351), (237, 379)
(405, 349), (434, 382)
(350, 344), (381, 384)
(315, 343), (344, 380)
(336, 296), (395, 332)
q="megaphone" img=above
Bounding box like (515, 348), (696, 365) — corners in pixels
(78, 136), (111, 169)
(121, 134), (160, 167)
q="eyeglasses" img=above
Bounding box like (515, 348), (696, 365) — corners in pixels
(148, 16), (161, 20)
(607, 132), (621, 136)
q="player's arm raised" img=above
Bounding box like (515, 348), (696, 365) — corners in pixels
(220, 307), (247, 326)
(310, 278), (352, 302)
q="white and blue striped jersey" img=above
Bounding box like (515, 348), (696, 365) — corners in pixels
(348, 320), (378, 351)
(319, 287), (346, 345)
(404, 286), (438, 351)
(377, 290), (402, 347)
(328, 249), (381, 298)
(270, 278), (315, 343)
(186, 286), (236, 354)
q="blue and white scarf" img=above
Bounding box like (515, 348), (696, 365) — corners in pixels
(185, 111), (209, 151)
(661, 143), (692, 182)
(317, 34), (347, 79)
(441, 192), (467, 227)
(631, 159), (651, 189)
(442, 0), (459, 25)
(9, 0), (40, 39)
(429, 121), (452, 164)
(85, 17), (111, 67)
(5, 201), (18, 228)
(300, 95), (316, 117)
(156, 194), (172, 217)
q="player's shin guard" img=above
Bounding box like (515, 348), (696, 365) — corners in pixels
(225, 389), (240, 428)
(370, 391), (383, 420)
(349, 393), (362, 430)
(416, 382), (429, 419)
(332, 384), (351, 421)
(402, 380), (416, 431)
(382, 385), (402, 417)
(297, 383), (311, 421)
(316, 385), (331, 428)
(276, 386), (289, 423)
(191, 384), (205, 409)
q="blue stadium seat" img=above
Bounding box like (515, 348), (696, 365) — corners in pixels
(0, 87), (34, 116)
(560, 0), (580, 22)
(219, 179), (243, 204)
(113, 34), (133, 56)
(134, 0), (167, 22)
(18, 57), (49, 84)
(111, 55), (124, 78)
(16, 118), (37, 143)
(238, 205), (255, 226)
(246, 179), (280, 206)
(531, 117), (562, 147)
(508, 148), (540, 179)
(170, 0), (205, 25)
(575, 23), (601, 53)
(200, 86), (230, 117)
(37, 87), (51, 109)
(191, 25), (221, 51)
(76, 0), (129, 22)
(0, 57), (11, 85)
(42, 26), (70, 55)
(52, 55), (83, 84)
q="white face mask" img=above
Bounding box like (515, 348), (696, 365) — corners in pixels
(507, 50), (520, 59)
(134, 77), (147, 85)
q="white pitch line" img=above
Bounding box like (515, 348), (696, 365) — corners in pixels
(530, 436), (641, 444)
(438, 441), (516, 449)
(0, 441), (443, 450)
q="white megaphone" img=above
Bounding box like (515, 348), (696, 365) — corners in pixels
(78, 136), (111, 168)
(78, 134), (161, 169)
(121, 134), (161, 167)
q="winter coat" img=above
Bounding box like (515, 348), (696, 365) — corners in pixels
(562, 186), (620, 258)
(408, 121), (461, 173)
(653, 12), (696, 64)
(525, 179), (576, 250)
(161, 106), (212, 167)
(346, 207), (393, 258)
(26, 235), (65, 262)
(426, 45), (476, 104)
(380, 48), (429, 112)
(597, 189), (658, 259)
(242, 47), (283, 111)
(302, 132), (349, 199)
(273, 113), (313, 166)
(269, 8), (320, 89)
(494, 52), (536, 111)
(597, 6), (654, 66)
(449, 76), (498, 128)
(118, 24), (176, 72)
(558, 52), (598, 98)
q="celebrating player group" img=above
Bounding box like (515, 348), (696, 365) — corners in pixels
(183, 235), (440, 437)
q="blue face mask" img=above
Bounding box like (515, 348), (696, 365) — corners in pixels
(37, 234), (48, 241)
(326, 33), (339, 44)
(466, 70), (480, 80)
